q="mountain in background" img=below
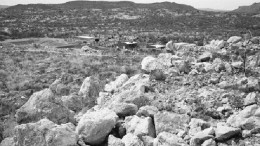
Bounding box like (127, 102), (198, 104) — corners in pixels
(0, 5), (9, 10)
(199, 8), (229, 12)
(232, 2), (260, 14)
(5, 1), (197, 12)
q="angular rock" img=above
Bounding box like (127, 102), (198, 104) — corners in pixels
(122, 133), (144, 146)
(154, 111), (190, 135)
(136, 106), (159, 118)
(76, 108), (118, 145)
(108, 135), (125, 146)
(190, 127), (215, 146)
(153, 132), (186, 146)
(231, 61), (243, 69)
(106, 74), (151, 108)
(105, 74), (129, 93)
(0, 137), (15, 146)
(109, 102), (138, 117)
(189, 118), (210, 137)
(78, 76), (100, 107)
(140, 136), (154, 146)
(124, 116), (156, 138)
(227, 36), (242, 44)
(61, 95), (84, 112)
(15, 88), (75, 124)
(141, 56), (161, 73)
(244, 92), (257, 106)
(215, 125), (241, 141)
(202, 139), (216, 146)
(14, 118), (78, 146)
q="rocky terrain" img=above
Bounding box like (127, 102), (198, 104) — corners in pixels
(1, 35), (260, 146)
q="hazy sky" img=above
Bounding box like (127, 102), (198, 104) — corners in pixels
(1, 0), (259, 10)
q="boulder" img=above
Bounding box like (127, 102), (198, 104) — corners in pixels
(141, 56), (157, 72)
(190, 127), (215, 146)
(244, 92), (257, 106)
(154, 111), (190, 135)
(157, 53), (180, 67)
(136, 106), (159, 118)
(189, 118), (210, 137)
(108, 135), (125, 146)
(153, 132), (186, 146)
(78, 76), (100, 108)
(105, 74), (129, 93)
(140, 136), (154, 146)
(227, 36), (242, 44)
(61, 95), (84, 112)
(215, 125), (241, 141)
(251, 37), (260, 44)
(76, 108), (118, 145)
(0, 137), (15, 146)
(13, 118), (78, 146)
(122, 133), (144, 146)
(227, 104), (260, 130)
(124, 116), (156, 138)
(165, 41), (175, 51)
(201, 139), (216, 146)
(109, 102), (138, 117)
(198, 52), (212, 62)
(15, 88), (75, 124)
(105, 74), (151, 108)
(231, 61), (243, 69)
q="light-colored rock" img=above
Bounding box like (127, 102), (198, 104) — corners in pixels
(136, 106), (159, 118)
(141, 56), (158, 72)
(13, 118), (78, 146)
(201, 139), (216, 146)
(122, 133), (144, 146)
(189, 118), (210, 137)
(244, 92), (257, 106)
(190, 127), (215, 146)
(232, 61), (243, 68)
(76, 108), (118, 145)
(78, 76), (100, 107)
(157, 53), (180, 67)
(108, 135), (125, 146)
(141, 136), (154, 146)
(227, 36), (242, 44)
(0, 137), (15, 146)
(154, 111), (190, 135)
(105, 74), (151, 108)
(124, 116), (156, 137)
(153, 132), (186, 146)
(105, 74), (129, 93)
(97, 92), (112, 106)
(109, 102), (138, 117)
(215, 125), (241, 141)
(15, 88), (75, 124)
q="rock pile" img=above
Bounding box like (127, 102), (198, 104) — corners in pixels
(2, 36), (260, 146)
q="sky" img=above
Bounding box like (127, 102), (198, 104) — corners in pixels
(1, 0), (260, 10)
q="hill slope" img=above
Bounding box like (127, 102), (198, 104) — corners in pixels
(232, 2), (260, 14)
(6, 0), (197, 12)
(0, 5), (9, 10)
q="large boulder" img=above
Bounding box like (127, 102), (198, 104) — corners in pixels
(15, 89), (75, 124)
(78, 76), (100, 108)
(105, 74), (129, 93)
(0, 137), (15, 146)
(76, 108), (118, 145)
(227, 104), (260, 130)
(61, 94), (84, 112)
(153, 132), (187, 146)
(109, 102), (138, 117)
(154, 111), (190, 135)
(141, 56), (157, 72)
(105, 74), (151, 108)
(122, 133), (144, 146)
(124, 116), (156, 138)
(227, 36), (242, 44)
(13, 118), (78, 146)
(215, 125), (241, 141)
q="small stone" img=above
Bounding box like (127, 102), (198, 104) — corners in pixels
(244, 92), (257, 106)
(202, 139), (216, 146)
(122, 133), (144, 146)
